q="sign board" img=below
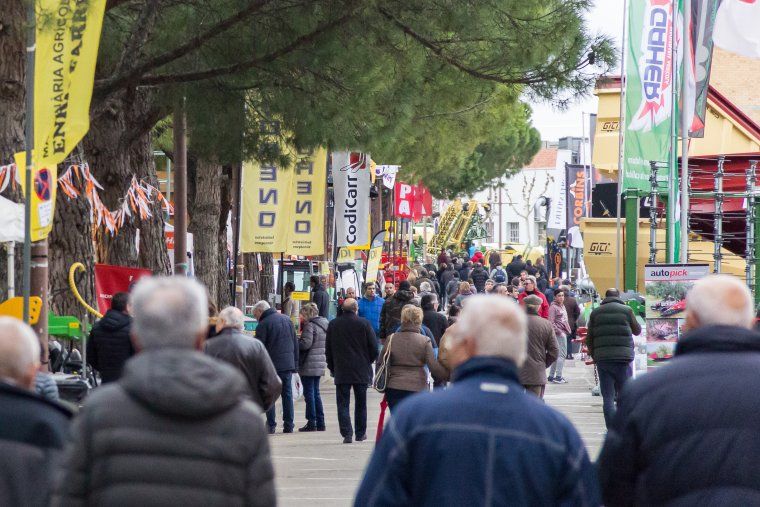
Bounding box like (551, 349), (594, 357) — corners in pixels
(643, 263), (709, 368)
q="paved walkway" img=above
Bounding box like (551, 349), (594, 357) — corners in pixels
(268, 360), (605, 507)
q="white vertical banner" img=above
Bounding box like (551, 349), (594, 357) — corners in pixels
(332, 151), (371, 248)
(547, 149), (573, 230)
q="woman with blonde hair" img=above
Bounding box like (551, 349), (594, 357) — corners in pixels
(380, 305), (447, 411)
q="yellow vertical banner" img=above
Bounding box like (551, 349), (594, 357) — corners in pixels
(365, 230), (386, 283)
(241, 161), (294, 252)
(14, 0), (106, 241)
(286, 148), (327, 256)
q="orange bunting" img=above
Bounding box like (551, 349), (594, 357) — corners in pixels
(1, 162), (173, 236)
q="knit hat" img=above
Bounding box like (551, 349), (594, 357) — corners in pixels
(523, 295), (542, 306)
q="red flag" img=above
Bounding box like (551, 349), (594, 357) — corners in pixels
(94, 264), (152, 314)
(412, 182), (432, 220)
(394, 182), (414, 218)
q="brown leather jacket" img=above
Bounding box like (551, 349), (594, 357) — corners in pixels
(381, 324), (447, 392)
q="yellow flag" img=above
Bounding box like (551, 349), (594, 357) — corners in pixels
(286, 148), (327, 256)
(241, 161), (295, 253)
(15, 0), (106, 241)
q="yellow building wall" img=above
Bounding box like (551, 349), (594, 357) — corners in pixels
(591, 87), (760, 179)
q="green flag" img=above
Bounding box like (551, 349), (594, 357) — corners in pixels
(623, 0), (680, 191)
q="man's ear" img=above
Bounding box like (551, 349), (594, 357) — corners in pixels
(683, 310), (699, 332)
(130, 332), (142, 353)
(194, 332), (206, 351)
(21, 363), (37, 391)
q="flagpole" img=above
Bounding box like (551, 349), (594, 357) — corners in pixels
(680, 0), (691, 263)
(666, 0), (679, 263)
(615, 0), (629, 290)
(22, 1), (36, 323)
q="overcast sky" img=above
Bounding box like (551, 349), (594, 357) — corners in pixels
(529, 0), (626, 141)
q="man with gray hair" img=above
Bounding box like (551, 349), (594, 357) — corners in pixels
(0, 317), (72, 506)
(356, 295), (599, 505)
(52, 277), (276, 505)
(598, 275), (760, 506)
(205, 306), (281, 411)
(253, 300), (299, 434)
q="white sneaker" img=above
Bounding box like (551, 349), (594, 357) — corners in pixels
(554, 377), (568, 384)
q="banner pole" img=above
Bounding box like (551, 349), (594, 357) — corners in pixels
(22, 1), (36, 324)
(615, 0), (629, 290)
(680, 0), (691, 263)
(666, 0), (679, 263)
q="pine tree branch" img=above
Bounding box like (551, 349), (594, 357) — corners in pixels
(378, 6), (594, 89)
(112, 0), (162, 79)
(96, 0), (275, 97)
(134, 9), (357, 87)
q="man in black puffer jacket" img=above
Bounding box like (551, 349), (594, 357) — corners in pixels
(87, 292), (133, 383)
(470, 262), (489, 293)
(254, 301), (299, 434)
(586, 288), (641, 428)
(598, 275), (760, 506)
(379, 281), (415, 342)
(52, 277), (275, 506)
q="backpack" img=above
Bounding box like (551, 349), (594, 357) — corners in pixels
(493, 268), (506, 283)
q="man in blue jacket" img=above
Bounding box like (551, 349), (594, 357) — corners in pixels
(358, 283), (384, 336)
(254, 300), (299, 434)
(355, 295), (599, 506)
(598, 275), (760, 506)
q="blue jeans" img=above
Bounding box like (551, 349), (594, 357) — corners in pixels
(597, 361), (632, 428)
(266, 372), (294, 431)
(301, 375), (324, 429)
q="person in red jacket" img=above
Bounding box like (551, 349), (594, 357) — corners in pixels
(517, 277), (549, 318)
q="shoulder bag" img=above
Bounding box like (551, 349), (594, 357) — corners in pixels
(372, 334), (394, 393)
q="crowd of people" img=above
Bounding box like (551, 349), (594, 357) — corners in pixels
(4, 248), (760, 505)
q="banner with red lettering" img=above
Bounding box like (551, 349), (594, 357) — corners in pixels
(565, 164), (587, 248)
(94, 264), (152, 314)
(394, 182), (414, 218)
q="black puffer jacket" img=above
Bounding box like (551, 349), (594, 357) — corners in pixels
(205, 328), (282, 411)
(255, 308), (299, 373)
(51, 349), (276, 507)
(506, 259), (526, 280)
(379, 289), (415, 341)
(586, 297), (641, 362)
(470, 266), (489, 293)
(598, 325), (760, 506)
(87, 309), (134, 383)
(422, 308), (448, 347)
(0, 383), (72, 506)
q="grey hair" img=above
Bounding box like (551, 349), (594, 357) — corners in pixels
(300, 303), (319, 319)
(130, 276), (208, 349)
(687, 274), (754, 329)
(0, 317), (40, 382)
(253, 300), (270, 313)
(218, 306), (245, 330)
(420, 281), (432, 292)
(451, 295), (527, 366)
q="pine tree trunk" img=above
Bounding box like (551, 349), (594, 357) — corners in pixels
(217, 165), (232, 308)
(48, 193), (94, 323)
(0, 0), (26, 297)
(188, 158), (222, 304)
(85, 91), (170, 273)
(243, 252), (274, 311)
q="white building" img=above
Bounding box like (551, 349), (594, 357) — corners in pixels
(472, 145), (574, 248)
